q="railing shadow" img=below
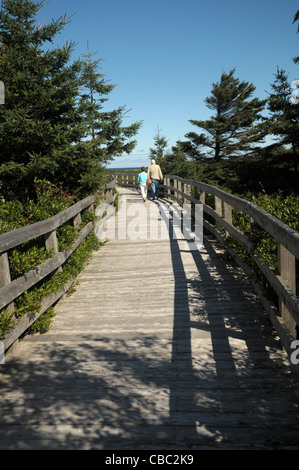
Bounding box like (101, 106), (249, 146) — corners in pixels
(158, 199), (299, 449)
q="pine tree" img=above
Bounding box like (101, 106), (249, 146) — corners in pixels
(266, 68), (299, 175)
(183, 70), (266, 161)
(149, 126), (168, 165)
(0, 0), (83, 199)
(0, 0), (142, 200)
(78, 42), (117, 143)
(162, 141), (190, 177)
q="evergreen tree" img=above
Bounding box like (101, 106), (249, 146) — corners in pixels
(79, 42), (116, 142)
(266, 68), (299, 175)
(0, 0), (141, 200)
(162, 141), (191, 177)
(0, 0), (83, 199)
(183, 70), (266, 161)
(149, 126), (168, 165)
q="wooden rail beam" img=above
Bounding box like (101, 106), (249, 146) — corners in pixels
(0, 180), (117, 352)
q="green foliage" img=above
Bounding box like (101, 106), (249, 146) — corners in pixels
(0, 199), (28, 233)
(265, 68), (299, 174)
(149, 127), (168, 165)
(0, 0), (141, 200)
(0, 179), (102, 339)
(0, 179), (74, 235)
(29, 307), (56, 335)
(224, 190), (299, 306)
(9, 244), (51, 280)
(250, 191), (299, 270)
(0, 309), (16, 339)
(251, 191), (299, 233)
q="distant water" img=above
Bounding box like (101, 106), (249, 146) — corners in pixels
(108, 167), (140, 171)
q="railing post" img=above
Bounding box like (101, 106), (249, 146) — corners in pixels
(44, 230), (59, 253)
(199, 190), (205, 204)
(177, 180), (182, 202)
(215, 196), (222, 216)
(88, 202), (94, 214)
(223, 202), (232, 238)
(184, 183), (191, 204)
(173, 178), (178, 200)
(166, 177), (171, 198)
(44, 230), (62, 273)
(215, 196), (222, 233)
(0, 252), (14, 313)
(73, 213), (82, 230)
(278, 244), (297, 338)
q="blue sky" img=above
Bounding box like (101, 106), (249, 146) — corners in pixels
(36, 0), (299, 168)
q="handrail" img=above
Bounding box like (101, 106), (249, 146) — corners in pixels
(0, 179), (116, 351)
(163, 174), (299, 360)
(112, 171), (299, 362)
(0, 180), (115, 254)
(111, 172), (139, 188)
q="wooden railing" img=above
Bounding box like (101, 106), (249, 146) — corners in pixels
(164, 175), (299, 361)
(113, 172), (299, 364)
(111, 172), (139, 188)
(0, 180), (116, 352)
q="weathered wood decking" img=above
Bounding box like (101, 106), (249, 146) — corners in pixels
(1, 187), (299, 450)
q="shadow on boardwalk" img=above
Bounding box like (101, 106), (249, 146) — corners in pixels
(1, 191), (299, 449)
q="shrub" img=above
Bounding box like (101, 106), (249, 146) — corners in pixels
(0, 180), (102, 339)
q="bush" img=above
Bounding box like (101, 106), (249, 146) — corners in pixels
(0, 179), (102, 339)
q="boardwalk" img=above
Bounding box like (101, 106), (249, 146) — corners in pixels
(1, 186), (299, 450)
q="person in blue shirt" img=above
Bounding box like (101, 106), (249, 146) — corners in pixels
(137, 166), (148, 202)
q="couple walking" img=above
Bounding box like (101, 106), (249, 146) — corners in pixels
(137, 160), (163, 202)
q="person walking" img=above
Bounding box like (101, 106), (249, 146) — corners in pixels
(137, 166), (148, 202)
(147, 159), (163, 200)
